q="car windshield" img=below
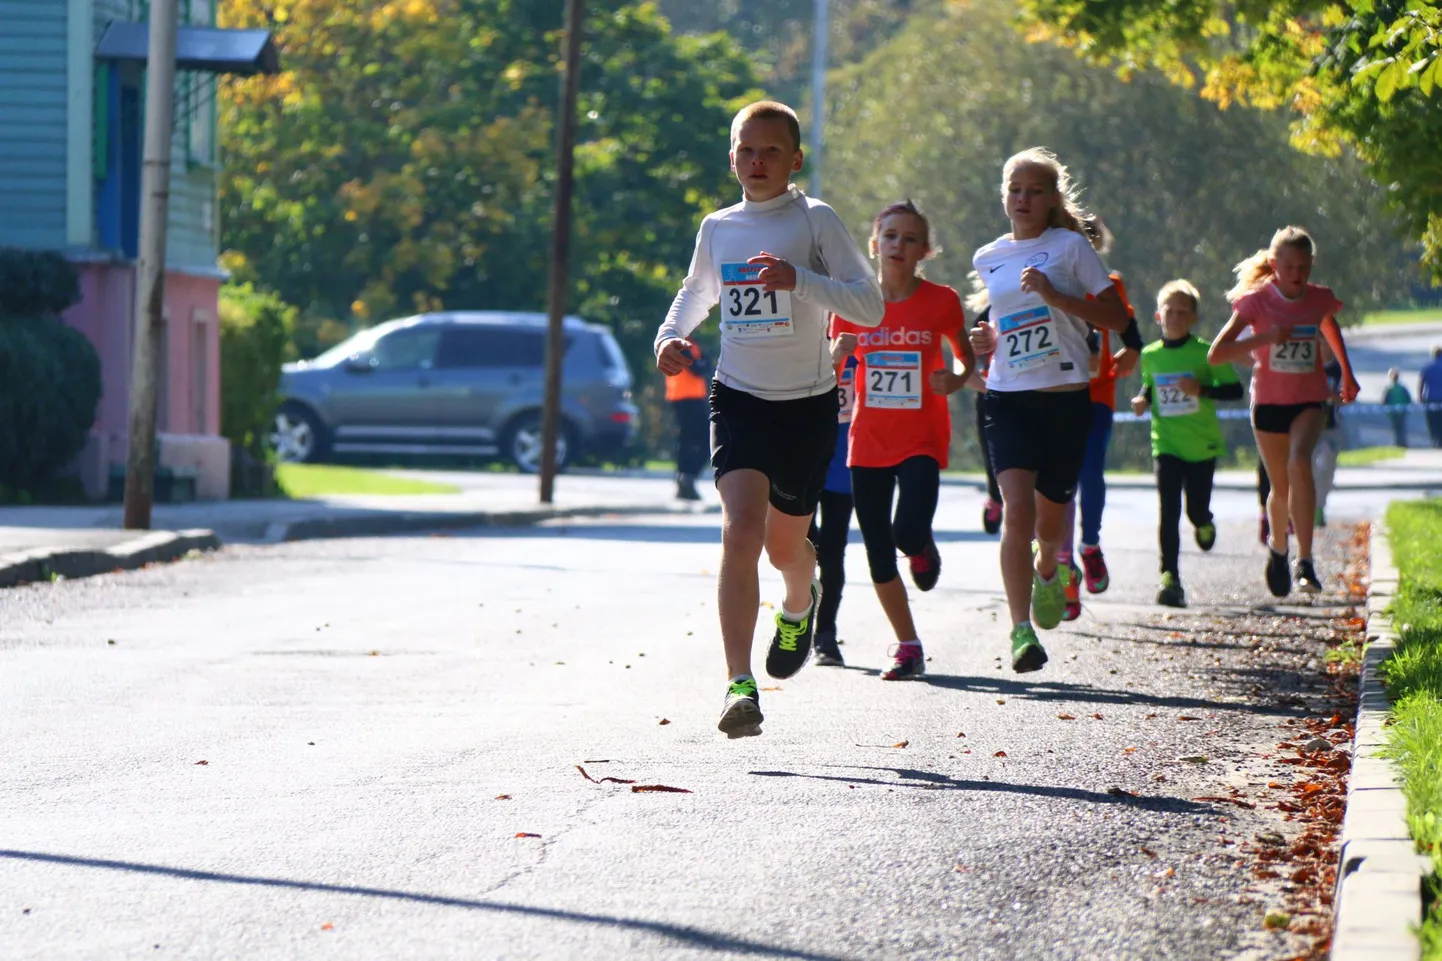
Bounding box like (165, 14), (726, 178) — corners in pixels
(309, 323), (399, 367)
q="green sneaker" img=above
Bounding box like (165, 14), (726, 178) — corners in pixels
(1010, 624), (1048, 673)
(717, 677), (764, 738)
(1156, 571), (1187, 608)
(1315, 507), (1327, 528)
(1031, 564), (1068, 630)
(1195, 522), (1217, 552)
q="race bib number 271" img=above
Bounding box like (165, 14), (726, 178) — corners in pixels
(721, 262), (793, 338)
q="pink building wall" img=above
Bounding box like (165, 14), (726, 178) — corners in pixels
(64, 261), (229, 500)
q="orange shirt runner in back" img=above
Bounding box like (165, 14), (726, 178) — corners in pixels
(832, 279), (967, 469)
(664, 343), (709, 401)
(1088, 272), (1134, 410)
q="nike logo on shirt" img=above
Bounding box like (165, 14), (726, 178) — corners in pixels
(988, 265), (1004, 274)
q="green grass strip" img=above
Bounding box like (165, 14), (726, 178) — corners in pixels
(1340, 446), (1407, 468)
(1384, 500), (1442, 956)
(276, 463), (460, 498)
(1362, 308), (1442, 327)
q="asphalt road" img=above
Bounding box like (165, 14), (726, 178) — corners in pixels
(0, 479), (1385, 960)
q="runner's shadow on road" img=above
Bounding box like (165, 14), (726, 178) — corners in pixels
(910, 671), (1302, 716)
(749, 768), (1215, 814)
(0, 850), (853, 961)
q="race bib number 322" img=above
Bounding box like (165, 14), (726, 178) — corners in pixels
(1270, 324), (1317, 374)
(998, 305), (1059, 373)
(1154, 372), (1200, 418)
(864, 351), (922, 409)
(721, 262), (793, 338)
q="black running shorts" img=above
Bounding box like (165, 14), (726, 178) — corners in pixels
(710, 381), (838, 517)
(1252, 402), (1323, 434)
(982, 387), (1092, 504)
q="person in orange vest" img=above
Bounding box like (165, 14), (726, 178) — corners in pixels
(665, 341), (711, 500)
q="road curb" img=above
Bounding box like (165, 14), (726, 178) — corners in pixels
(0, 529), (220, 589)
(1331, 523), (1428, 960)
(264, 500), (721, 543)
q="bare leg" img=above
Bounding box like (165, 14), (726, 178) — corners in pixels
(1254, 430), (1293, 555)
(873, 576), (919, 642)
(998, 468), (1039, 625)
(716, 469), (770, 678)
(1287, 409), (1326, 561)
(1034, 491), (1070, 580)
(764, 505), (819, 615)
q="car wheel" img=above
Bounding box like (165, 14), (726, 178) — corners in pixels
(504, 414), (570, 474)
(270, 403), (327, 463)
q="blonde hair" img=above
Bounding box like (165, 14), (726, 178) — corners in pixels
(1226, 226), (1315, 303)
(868, 200), (937, 270)
(730, 101), (801, 152)
(964, 270), (990, 314)
(1002, 147), (1090, 235)
(1157, 279), (1201, 312)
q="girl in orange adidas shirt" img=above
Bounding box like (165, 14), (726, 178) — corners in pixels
(831, 201), (975, 680)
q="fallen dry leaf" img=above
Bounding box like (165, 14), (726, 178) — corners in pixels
(761, 686), (783, 692)
(495, 794), (512, 800)
(1108, 786), (1138, 798)
(1123, 747), (1138, 754)
(993, 751), (1007, 758)
(1193, 796), (1258, 809)
(575, 765), (636, 785)
(1178, 715), (1202, 721)
(892, 741), (909, 749)
(1092, 713), (1104, 720)
(194, 760), (208, 766)
(515, 832), (542, 838)
(321, 923), (334, 931)
(1057, 713), (1076, 720)
(631, 784), (692, 793)
(1140, 847), (1158, 858)
(996, 699), (1006, 705)
(658, 718), (671, 726)
(956, 732), (966, 738)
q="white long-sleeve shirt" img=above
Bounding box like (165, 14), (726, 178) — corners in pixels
(656, 185), (884, 401)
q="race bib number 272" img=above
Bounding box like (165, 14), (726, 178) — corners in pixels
(721, 262), (793, 338)
(998, 305), (1059, 373)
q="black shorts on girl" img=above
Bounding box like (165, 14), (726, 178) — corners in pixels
(982, 387), (1092, 504)
(710, 380), (838, 516)
(1252, 402), (1323, 434)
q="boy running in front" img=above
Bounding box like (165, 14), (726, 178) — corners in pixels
(655, 101), (884, 737)
(1131, 280), (1243, 607)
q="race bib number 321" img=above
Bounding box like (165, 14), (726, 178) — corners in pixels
(998, 305), (1059, 373)
(721, 262), (793, 338)
(1270, 324), (1317, 374)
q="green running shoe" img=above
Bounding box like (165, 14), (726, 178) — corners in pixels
(1195, 522), (1217, 552)
(1156, 571), (1187, 608)
(1010, 624), (1048, 673)
(765, 580), (819, 679)
(717, 677), (764, 738)
(1031, 564), (1068, 630)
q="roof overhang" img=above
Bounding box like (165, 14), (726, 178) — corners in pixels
(95, 21), (280, 76)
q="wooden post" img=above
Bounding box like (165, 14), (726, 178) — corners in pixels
(122, 0), (179, 529)
(539, 0), (583, 504)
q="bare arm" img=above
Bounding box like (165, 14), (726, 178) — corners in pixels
(1027, 272), (1129, 332)
(1207, 310), (1283, 364)
(1319, 314), (1360, 402)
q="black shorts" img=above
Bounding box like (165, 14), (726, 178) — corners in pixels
(710, 381), (838, 516)
(982, 387), (1092, 504)
(1252, 402), (1323, 434)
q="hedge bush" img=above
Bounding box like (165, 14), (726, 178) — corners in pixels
(0, 248), (81, 317)
(0, 315), (101, 492)
(220, 284), (295, 495)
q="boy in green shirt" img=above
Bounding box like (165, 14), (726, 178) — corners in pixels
(1131, 280), (1244, 607)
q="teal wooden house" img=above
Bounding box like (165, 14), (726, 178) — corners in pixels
(0, 0), (275, 499)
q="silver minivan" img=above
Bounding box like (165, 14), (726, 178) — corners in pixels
(269, 311), (638, 473)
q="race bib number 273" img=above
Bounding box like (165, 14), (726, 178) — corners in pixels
(721, 262), (793, 338)
(1270, 324), (1317, 374)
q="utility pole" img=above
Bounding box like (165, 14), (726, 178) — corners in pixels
(122, 0), (179, 529)
(809, 0), (829, 198)
(539, 0), (583, 504)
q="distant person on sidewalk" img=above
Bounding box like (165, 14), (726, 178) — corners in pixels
(664, 342), (711, 501)
(1418, 347), (1442, 447)
(1383, 368), (1411, 448)
(1313, 353), (1345, 528)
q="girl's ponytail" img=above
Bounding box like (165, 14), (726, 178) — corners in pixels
(1226, 226), (1316, 303)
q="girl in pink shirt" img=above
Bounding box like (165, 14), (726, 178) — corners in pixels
(1208, 226), (1359, 598)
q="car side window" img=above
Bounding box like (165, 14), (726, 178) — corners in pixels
(438, 329), (546, 369)
(372, 328), (439, 370)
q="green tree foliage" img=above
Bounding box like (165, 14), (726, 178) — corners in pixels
(1016, 0), (1442, 282)
(219, 0), (758, 366)
(823, 0), (1417, 468)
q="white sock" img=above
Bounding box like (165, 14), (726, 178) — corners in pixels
(729, 673), (753, 686)
(780, 603), (810, 622)
(899, 638), (922, 648)
(1014, 620), (1032, 631)
(1036, 569), (1058, 586)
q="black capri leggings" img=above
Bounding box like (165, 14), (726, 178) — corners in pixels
(1158, 455), (1216, 575)
(851, 456), (941, 584)
(809, 488), (853, 636)
(975, 397), (1001, 503)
